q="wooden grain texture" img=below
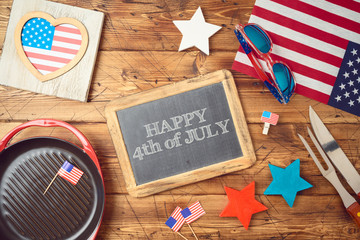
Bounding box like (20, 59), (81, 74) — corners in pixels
(1, 0), (360, 239)
(0, 0), (103, 101)
(0, 51), (359, 124)
(0, 0), (254, 51)
(0, 121), (360, 239)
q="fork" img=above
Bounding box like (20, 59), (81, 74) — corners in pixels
(298, 127), (360, 228)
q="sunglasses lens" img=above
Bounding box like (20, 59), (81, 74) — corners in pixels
(244, 25), (271, 54)
(273, 63), (295, 102)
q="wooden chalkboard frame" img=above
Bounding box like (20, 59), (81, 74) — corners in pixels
(105, 69), (256, 197)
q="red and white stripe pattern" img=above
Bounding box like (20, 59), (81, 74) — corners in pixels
(232, 0), (360, 104)
(57, 161), (84, 185)
(23, 23), (82, 75)
(169, 207), (185, 232)
(261, 111), (279, 125)
(182, 201), (206, 224)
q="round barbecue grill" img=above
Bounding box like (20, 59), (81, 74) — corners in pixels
(0, 119), (105, 240)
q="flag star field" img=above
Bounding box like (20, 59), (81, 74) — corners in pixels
(20, 17), (82, 75)
(22, 18), (55, 49)
(328, 42), (360, 116)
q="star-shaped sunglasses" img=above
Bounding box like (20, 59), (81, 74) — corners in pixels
(234, 23), (296, 104)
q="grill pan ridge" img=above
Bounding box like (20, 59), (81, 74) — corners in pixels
(0, 120), (105, 240)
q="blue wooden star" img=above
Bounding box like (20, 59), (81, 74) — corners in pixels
(264, 159), (312, 207)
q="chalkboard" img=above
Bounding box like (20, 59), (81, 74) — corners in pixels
(105, 70), (255, 197)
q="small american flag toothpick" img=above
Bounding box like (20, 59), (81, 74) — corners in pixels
(261, 111), (279, 135)
(181, 201), (206, 240)
(165, 207), (188, 240)
(44, 160), (84, 195)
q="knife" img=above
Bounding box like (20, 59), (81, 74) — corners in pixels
(309, 106), (360, 197)
(298, 131), (360, 228)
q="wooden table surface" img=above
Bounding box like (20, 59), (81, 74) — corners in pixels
(1, 0), (360, 239)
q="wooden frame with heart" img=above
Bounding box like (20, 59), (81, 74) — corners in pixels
(14, 11), (89, 82)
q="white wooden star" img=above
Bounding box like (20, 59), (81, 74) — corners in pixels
(173, 7), (222, 55)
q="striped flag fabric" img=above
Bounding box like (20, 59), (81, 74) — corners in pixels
(261, 111), (279, 125)
(21, 17), (82, 75)
(180, 201), (206, 224)
(232, 0), (360, 116)
(165, 207), (185, 232)
(57, 161), (84, 185)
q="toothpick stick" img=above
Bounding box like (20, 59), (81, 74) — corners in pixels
(43, 173), (58, 195)
(176, 232), (189, 240)
(262, 122), (270, 135)
(187, 223), (198, 240)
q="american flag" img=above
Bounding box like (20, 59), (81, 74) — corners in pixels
(180, 201), (206, 224)
(232, 0), (360, 116)
(165, 207), (185, 232)
(21, 17), (82, 75)
(261, 111), (279, 125)
(58, 161), (84, 185)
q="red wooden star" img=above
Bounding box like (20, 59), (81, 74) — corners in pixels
(219, 181), (268, 230)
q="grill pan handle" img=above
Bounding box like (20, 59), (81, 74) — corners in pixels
(0, 119), (102, 177)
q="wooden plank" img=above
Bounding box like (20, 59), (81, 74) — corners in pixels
(2, 122), (359, 173)
(0, 51), (359, 123)
(101, 161), (360, 197)
(0, 86), (357, 124)
(0, 1), (11, 49)
(97, 195), (360, 239)
(0, 0), (104, 101)
(1, 122), (359, 196)
(0, 123), (359, 238)
(1, 0), (360, 238)
(0, 0), (254, 51)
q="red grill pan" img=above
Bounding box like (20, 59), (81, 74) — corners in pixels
(0, 119), (105, 240)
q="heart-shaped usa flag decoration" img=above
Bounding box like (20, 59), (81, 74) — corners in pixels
(15, 12), (88, 82)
